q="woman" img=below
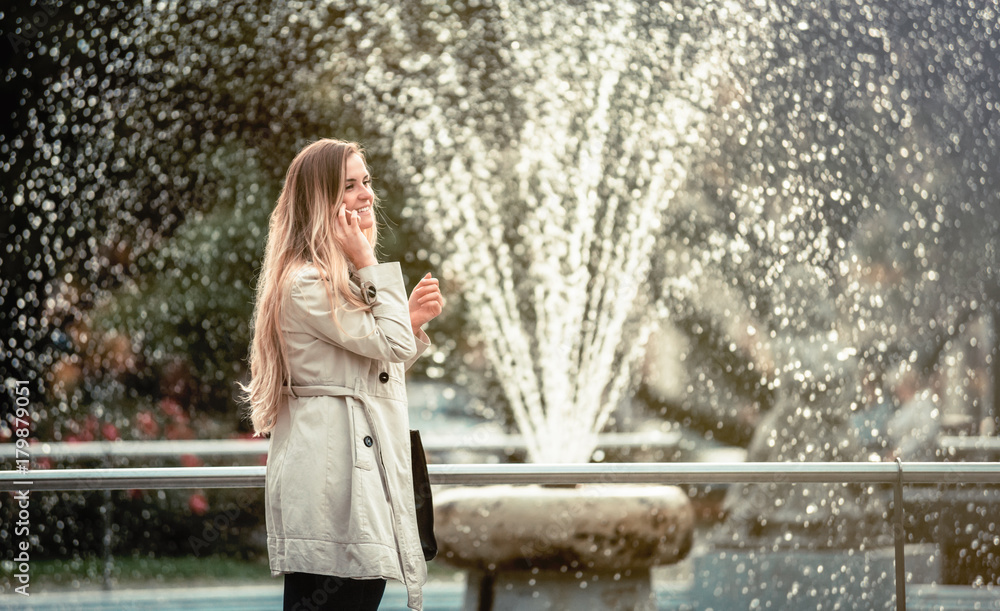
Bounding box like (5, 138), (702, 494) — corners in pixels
(242, 139), (444, 610)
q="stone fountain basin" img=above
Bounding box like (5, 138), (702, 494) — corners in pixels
(433, 483), (695, 573)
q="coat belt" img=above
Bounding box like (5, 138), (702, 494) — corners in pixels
(281, 383), (361, 399)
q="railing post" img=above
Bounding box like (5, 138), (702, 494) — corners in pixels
(894, 458), (906, 611)
(101, 488), (113, 590)
(101, 450), (114, 590)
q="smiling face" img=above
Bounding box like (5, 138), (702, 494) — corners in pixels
(342, 153), (375, 230)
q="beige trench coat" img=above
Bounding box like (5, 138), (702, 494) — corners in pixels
(266, 262), (429, 610)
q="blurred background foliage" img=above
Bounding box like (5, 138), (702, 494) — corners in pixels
(1, 0), (459, 444)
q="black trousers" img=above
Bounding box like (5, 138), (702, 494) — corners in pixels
(282, 572), (387, 611)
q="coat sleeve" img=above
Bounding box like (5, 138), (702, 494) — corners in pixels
(289, 262), (418, 363)
(406, 328), (431, 371)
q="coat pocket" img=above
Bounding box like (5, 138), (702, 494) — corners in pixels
(347, 397), (375, 471)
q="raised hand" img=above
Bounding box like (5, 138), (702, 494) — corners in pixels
(334, 206), (377, 269)
(408, 273), (444, 332)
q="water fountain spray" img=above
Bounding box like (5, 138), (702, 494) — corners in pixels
(349, 0), (733, 462)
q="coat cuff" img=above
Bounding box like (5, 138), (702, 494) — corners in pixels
(406, 328), (431, 371)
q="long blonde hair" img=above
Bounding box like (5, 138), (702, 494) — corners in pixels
(242, 139), (379, 435)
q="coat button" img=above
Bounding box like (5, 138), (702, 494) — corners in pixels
(366, 285), (377, 301)
(364, 436), (373, 447)
(379, 371), (389, 383)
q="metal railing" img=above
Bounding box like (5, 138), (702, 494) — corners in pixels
(7, 432), (994, 462)
(0, 430), (692, 459)
(4, 460), (1000, 489)
(3, 461), (1000, 611)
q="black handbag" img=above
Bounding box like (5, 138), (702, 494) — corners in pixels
(409, 430), (438, 561)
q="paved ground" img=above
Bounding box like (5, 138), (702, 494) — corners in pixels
(0, 580), (701, 610)
(2, 579), (993, 610)
(0, 581), (459, 610)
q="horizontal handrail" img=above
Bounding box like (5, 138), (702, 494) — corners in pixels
(6, 435), (993, 461)
(2, 461), (999, 491)
(0, 431), (689, 460)
(427, 462), (1000, 485)
(4, 439), (270, 460)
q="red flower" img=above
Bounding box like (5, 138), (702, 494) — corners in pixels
(135, 411), (159, 438)
(160, 398), (189, 424)
(188, 492), (209, 515)
(102, 422), (120, 441)
(83, 415), (99, 440)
